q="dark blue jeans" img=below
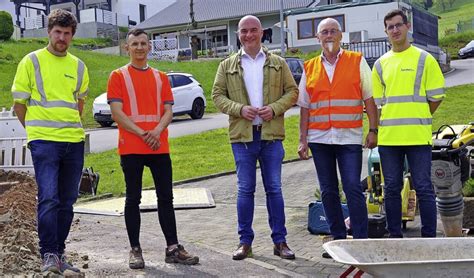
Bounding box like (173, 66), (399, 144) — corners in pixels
(308, 143), (368, 239)
(231, 130), (287, 245)
(378, 145), (437, 237)
(29, 140), (84, 258)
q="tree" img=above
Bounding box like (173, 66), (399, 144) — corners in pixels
(189, 0), (199, 59)
(424, 0), (433, 9)
(0, 11), (14, 41)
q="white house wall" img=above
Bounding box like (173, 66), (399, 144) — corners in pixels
(287, 2), (401, 50)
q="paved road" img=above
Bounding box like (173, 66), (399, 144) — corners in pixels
(445, 58), (474, 88)
(86, 59), (473, 153)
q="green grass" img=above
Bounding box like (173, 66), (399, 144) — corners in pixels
(84, 84), (474, 196)
(430, 0), (474, 38)
(431, 84), (474, 129)
(0, 39), (220, 128)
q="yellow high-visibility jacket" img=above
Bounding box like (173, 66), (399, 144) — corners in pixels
(11, 48), (89, 143)
(372, 45), (445, 146)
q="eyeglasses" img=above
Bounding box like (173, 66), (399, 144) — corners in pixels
(319, 29), (339, 36)
(386, 22), (405, 32)
(239, 28), (260, 35)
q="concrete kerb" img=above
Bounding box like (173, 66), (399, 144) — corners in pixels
(172, 157), (307, 187)
(443, 66), (456, 75)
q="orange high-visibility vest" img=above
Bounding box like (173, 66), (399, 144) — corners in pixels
(304, 51), (363, 130)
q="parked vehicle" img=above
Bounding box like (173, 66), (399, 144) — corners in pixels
(459, 40), (474, 59)
(285, 57), (304, 85)
(92, 72), (206, 127)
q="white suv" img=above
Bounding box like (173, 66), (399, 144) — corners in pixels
(92, 72), (206, 127)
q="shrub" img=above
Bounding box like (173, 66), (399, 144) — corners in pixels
(439, 30), (474, 60)
(463, 179), (474, 197)
(0, 11), (14, 41)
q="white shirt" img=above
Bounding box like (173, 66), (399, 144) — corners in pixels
(241, 48), (265, 125)
(297, 49), (373, 145)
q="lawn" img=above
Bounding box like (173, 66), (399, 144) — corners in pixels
(0, 39), (221, 128)
(429, 0), (474, 38)
(85, 84), (474, 196)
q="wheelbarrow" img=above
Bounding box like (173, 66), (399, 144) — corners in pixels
(323, 238), (474, 277)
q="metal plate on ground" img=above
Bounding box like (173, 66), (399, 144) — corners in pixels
(74, 188), (215, 216)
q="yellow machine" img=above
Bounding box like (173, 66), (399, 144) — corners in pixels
(363, 148), (416, 230)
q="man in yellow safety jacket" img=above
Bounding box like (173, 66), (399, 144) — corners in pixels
(11, 9), (88, 274)
(372, 9), (445, 238)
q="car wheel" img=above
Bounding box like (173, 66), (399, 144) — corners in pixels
(189, 98), (205, 119)
(98, 121), (113, 127)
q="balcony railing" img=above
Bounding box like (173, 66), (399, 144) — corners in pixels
(22, 8), (129, 30)
(80, 8), (129, 27)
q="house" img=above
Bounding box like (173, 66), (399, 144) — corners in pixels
(285, 0), (441, 62)
(6, 0), (175, 38)
(136, 0), (319, 58)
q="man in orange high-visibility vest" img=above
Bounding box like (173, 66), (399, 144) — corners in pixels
(107, 28), (199, 269)
(298, 18), (378, 259)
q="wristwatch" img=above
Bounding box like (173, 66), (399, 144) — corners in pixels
(369, 128), (378, 135)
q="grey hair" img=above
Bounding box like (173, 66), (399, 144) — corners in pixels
(317, 18), (342, 33)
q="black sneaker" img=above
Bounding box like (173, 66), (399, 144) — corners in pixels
(165, 244), (199, 265)
(129, 246), (145, 269)
(41, 253), (61, 274)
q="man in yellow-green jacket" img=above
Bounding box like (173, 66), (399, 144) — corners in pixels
(372, 9), (445, 238)
(212, 15), (298, 261)
(11, 9), (88, 274)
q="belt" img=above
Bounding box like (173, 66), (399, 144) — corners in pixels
(253, 125), (262, 131)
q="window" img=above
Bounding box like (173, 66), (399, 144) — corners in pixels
(172, 75), (192, 88)
(297, 19), (314, 39)
(139, 4), (146, 23)
(167, 75), (174, 88)
(297, 14), (345, 39)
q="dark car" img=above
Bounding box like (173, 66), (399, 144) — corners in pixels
(459, 40), (474, 59)
(285, 57), (304, 85)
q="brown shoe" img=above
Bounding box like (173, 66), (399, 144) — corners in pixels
(129, 246), (145, 269)
(273, 242), (295, 260)
(232, 244), (253, 260)
(165, 244), (199, 265)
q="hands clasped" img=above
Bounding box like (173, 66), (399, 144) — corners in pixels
(241, 105), (274, 121)
(141, 129), (161, 151)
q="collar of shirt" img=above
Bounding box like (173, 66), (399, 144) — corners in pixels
(240, 47), (265, 60)
(321, 48), (343, 65)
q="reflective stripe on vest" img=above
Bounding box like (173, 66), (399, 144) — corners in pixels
(310, 114), (362, 123)
(12, 91), (30, 100)
(380, 118), (432, 126)
(26, 120), (83, 128)
(309, 99), (362, 110)
(120, 66), (163, 123)
(28, 53), (84, 110)
(375, 51), (432, 126)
